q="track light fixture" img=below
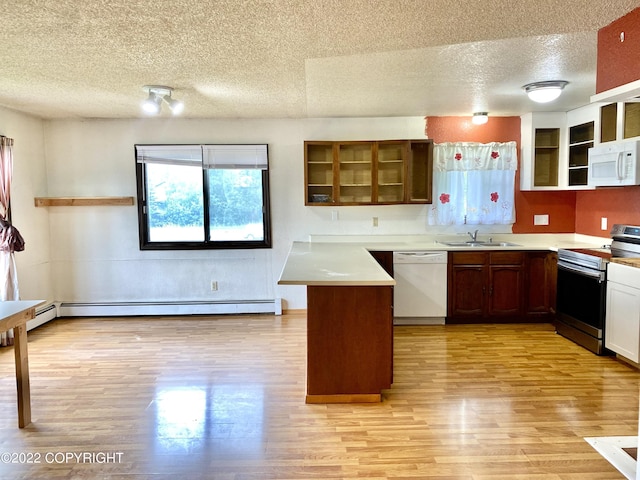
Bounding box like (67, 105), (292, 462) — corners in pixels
(522, 80), (569, 103)
(142, 85), (184, 115)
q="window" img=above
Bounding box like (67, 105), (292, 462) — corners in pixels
(135, 144), (271, 250)
(427, 142), (517, 226)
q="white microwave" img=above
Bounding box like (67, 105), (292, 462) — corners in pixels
(588, 140), (640, 187)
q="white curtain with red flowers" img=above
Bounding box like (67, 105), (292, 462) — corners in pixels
(427, 141), (517, 225)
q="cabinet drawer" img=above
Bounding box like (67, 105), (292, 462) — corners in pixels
(609, 262), (640, 285)
(450, 252), (485, 265)
(489, 252), (524, 265)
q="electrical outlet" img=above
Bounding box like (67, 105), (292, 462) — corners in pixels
(601, 217), (608, 231)
(533, 214), (549, 226)
(210, 281), (218, 291)
(373, 217), (379, 227)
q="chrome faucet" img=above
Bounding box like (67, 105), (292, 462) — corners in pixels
(467, 229), (479, 242)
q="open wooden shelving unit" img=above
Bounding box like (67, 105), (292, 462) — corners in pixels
(304, 139), (433, 206)
(567, 121), (594, 187)
(533, 128), (560, 187)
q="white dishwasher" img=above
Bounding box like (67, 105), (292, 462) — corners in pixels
(393, 251), (448, 325)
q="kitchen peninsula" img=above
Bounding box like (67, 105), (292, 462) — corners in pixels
(279, 233), (611, 404)
(278, 242), (395, 403)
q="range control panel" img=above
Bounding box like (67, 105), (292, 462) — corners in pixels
(611, 224), (640, 239)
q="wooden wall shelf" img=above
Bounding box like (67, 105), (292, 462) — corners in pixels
(34, 197), (135, 207)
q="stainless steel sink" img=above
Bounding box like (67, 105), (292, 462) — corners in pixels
(439, 241), (521, 247)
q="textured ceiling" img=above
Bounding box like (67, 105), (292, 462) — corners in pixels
(0, 0), (639, 119)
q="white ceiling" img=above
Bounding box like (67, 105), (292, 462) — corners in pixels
(1, 0), (639, 120)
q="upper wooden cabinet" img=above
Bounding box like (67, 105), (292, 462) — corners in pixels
(520, 112), (567, 191)
(521, 107), (599, 191)
(599, 102), (640, 142)
(305, 139), (432, 206)
(305, 142), (335, 204)
(568, 121), (594, 187)
(522, 103), (640, 191)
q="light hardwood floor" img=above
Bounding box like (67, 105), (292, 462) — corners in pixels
(0, 314), (638, 479)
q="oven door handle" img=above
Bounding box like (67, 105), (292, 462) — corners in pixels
(558, 262), (605, 282)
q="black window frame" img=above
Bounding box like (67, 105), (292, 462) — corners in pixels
(135, 144), (272, 250)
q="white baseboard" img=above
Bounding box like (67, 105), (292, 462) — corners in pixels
(16, 299), (283, 334)
(26, 304), (58, 331)
(57, 299), (283, 317)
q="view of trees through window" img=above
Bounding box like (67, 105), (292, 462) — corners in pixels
(136, 143), (271, 249)
(144, 164), (266, 244)
(208, 169), (265, 241)
(146, 163), (204, 242)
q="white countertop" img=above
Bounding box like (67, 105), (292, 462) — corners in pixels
(278, 233), (611, 286)
(278, 241), (396, 286)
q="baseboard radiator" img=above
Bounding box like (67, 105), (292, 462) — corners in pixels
(56, 299), (283, 317)
(26, 304), (58, 332)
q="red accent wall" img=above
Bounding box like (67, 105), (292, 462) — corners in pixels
(576, 187), (640, 236)
(596, 7), (640, 93)
(425, 116), (576, 233)
(425, 116), (519, 145)
(516, 190), (576, 234)
(572, 6), (640, 237)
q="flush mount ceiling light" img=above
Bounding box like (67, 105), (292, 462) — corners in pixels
(472, 112), (488, 125)
(522, 80), (569, 103)
(142, 85), (184, 115)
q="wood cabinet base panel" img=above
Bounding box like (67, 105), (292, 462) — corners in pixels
(306, 285), (393, 400)
(446, 316), (552, 324)
(305, 393), (382, 404)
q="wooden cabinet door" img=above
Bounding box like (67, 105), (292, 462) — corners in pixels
(523, 251), (557, 320)
(488, 265), (523, 317)
(376, 142), (406, 204)
(487, 252), (523, 318)
(305, 141), (335, 205)
(534, 128), (561, 187)
(337, 142), (373, 204)
(449, 264), (485, 317)
(547, 252), (557, 314)
(524, 251), (551, 317)
(407, 140), (433, 203)
(448, 252), (487, 319)
(605, 279), (640, 363)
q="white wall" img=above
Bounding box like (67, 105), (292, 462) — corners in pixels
(40, 116), (436, 310)
(13, 114), (459, 311)
(0, 107), (53, 304)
